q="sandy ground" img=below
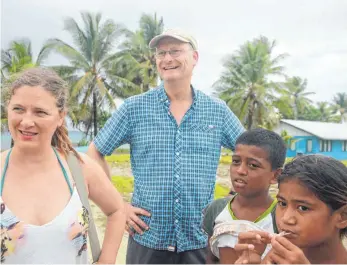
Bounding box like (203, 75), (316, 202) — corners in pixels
(90, 202), (128, 264)
(91, 162), (347, 264)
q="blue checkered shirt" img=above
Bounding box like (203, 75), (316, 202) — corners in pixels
(94, 84), (245, 252)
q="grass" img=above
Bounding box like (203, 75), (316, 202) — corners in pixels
(105, 153), (347, 166)
(105, 154), (131, 163)
(111, 175), (231, 201)
(111, 176), (133, 202)
(107, 154), (347, 201)
(106, 153), (233, 164)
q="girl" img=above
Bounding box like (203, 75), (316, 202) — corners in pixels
(235, 154), (347, 264)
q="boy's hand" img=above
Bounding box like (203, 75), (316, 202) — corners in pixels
(234, 231), (272, 264)
(262, 236), (310, 264)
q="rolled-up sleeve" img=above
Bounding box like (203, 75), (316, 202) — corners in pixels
(93, 101), (131, 156)
(221, 104), (245, 151)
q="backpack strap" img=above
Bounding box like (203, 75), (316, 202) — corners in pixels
(202, 195), (235, 237)
(67, 153), (101, 263)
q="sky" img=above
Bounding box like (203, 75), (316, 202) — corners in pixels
(1, 0), (347, 104)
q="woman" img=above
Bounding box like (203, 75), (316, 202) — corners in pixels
(0, 68), (126, 264)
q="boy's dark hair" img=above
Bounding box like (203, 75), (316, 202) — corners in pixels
(235, 128), (287, 170)
(279, 154), (347, 238)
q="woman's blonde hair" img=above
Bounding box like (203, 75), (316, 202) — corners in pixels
(7, 67), (81, 159)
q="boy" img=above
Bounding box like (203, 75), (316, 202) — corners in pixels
(203, 128), (287, 264)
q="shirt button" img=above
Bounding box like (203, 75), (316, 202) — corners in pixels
(176, 152), (179, 156)
(175, 175), (179, 178)
(175, 220), (178, 223)
(175, 199), (179, 203)
(177, 130), (180, 134)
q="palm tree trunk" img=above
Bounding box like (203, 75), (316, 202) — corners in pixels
(293, 101), (298, 120)
(247, 100), (255, 130)
(93, 90), (97, 137)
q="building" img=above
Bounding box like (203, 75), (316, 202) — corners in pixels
(273, 119), (347, 160)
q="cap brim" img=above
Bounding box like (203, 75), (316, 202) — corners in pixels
(149, 34), (190, 49)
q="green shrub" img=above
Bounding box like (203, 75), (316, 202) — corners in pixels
(77, 138), (90, 147)
(111, 176), (134, 194)
(214, 183), (230, 199)
(219, 155), (231, 164)
(111, 175), (231, 200)
(106, 154), (131, 163)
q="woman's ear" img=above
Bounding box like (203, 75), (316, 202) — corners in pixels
(59, 110), (67, 126)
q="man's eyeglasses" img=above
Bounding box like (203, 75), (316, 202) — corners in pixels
(154, 49), (184, 59)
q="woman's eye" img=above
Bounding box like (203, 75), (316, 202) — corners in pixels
(232, 159), (240, 164)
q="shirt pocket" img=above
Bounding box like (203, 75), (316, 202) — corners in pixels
(183, 123), (220, 152)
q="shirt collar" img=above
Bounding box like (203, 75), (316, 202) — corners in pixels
(157, 82), (199, 108)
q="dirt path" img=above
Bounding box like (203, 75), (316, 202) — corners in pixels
(90, 201), (129, 264)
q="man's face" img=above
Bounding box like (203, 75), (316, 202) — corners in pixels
(155, 37), (198, 82)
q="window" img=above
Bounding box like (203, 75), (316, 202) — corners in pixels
(306, 139), (313, 153)
(319, 140), (332, 152)
(343, 141), (347, 152)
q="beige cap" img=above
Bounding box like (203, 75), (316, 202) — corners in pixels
(149, 28), (198, 50)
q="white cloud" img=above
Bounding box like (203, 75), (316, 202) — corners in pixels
(2, 0), (346, 103)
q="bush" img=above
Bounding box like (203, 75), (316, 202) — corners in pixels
(111, 175), (230, 201)
(106, 154), (131, 163)
(77, 138), (90, 147)
(111, 176), (134, 194)
(214, 183), (230, 199)
(219, 155), (231, 164)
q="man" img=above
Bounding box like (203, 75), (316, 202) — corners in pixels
(87, 28), (245, 264)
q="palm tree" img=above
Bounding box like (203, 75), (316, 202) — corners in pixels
(332, 92), (347, 123)
(214, 36), (288, 129)
(116, 13), (164, 96)
(1, 38), (49, 78)
(44, 12), (138, 136)
(278, 76), (315, 119)
(316, 102), (334, 122)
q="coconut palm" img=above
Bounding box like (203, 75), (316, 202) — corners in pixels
(316, 102), (335, 122)
(44, 12), (138, 136)
(332, 92), (347, 123)
(278, 76), (315, 119)
(214, 36), (288, 129)
(116, 13), (164, 95)
(1, 38), (49, 78)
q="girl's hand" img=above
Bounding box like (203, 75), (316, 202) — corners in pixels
(234, 231), (272, 264)
(262, 236), (310, 264)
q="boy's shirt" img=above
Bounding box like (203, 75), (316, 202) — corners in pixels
(203, 195), (277, 260)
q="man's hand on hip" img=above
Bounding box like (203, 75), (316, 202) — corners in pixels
(125, 203), (151, 236)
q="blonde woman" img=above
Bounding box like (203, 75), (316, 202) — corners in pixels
(0, 68), (126, 264)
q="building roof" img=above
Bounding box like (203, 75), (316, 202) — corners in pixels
(281, 119), (347, 140)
